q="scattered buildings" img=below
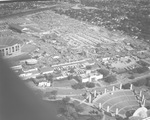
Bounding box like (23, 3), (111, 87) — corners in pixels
(1, 2), (150, 120)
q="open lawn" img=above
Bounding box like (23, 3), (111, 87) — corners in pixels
(21, 44), (37, 53)
(71, 95), (85, 101)
(53, 79), (77, 87)
(44, 87), (85, 95)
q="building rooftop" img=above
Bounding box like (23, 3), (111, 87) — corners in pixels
(0, 37), (23, 49)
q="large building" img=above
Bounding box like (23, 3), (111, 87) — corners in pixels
(0, 38), (23, 57)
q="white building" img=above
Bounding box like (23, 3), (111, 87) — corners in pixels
(38, 82), (51, 87)
(81, 73), (103, 83)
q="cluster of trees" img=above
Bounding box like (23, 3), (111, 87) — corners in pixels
(67, 75), (74, 80)
(59, 97), (104, 120)
(97, 69), (109, 77)
(58, 97), (84, 120)
(132, 77), (150, 87)
(103, 74), (117, 84)
(137, 60), (150, 67)
(86, 82), (95, 88)
(45, 73), (54, 85)
(123, 77), (150, 89)
(125, 110), (135, 119)
(115, 115), (128, 120)
(122, 83), (131, 89)
(119, 76), (150, 90)
(86, 114), (104, 120)
(97, 69), (117, 84)
(86, 65), (92, 70)
(67, 75), (82, 83)
(132, 66), (149, 74)
(72, 82), (95, 89)
(72, 82), (85, 89)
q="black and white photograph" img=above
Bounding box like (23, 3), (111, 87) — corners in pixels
(0, 0), (150, 120)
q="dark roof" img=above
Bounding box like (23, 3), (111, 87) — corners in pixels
(0, 38), (23, 49)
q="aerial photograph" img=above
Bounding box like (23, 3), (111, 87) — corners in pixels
(0, 0), (150, 120)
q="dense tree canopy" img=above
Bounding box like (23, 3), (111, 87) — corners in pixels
(97, 69), (109, 77)
(86, 82), (95, 88)
(122, 83), (130, 89)
(132, 77), (150, 87)
(103, 75), (117, 83)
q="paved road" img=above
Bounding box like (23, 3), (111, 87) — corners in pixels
(0, 4), (59, 20)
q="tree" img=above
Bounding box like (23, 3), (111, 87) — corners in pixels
(45, 73), (54, 86)
(129, 116), (143, 120)
(126, 110), (135, 118)
(58, 107), (67, 114)
(87, 116), (97, 120)
(132, 78), (147, 87)
(71, 112), (78, 119)
(75, 105), (84, 113)
(69, 68), (75, 74)
(86, 82), (95, 88)
(146, 106), (150, 109)
(67, 75), (73, 80)
(133, 66), (149, 74)
(72, 83), (85, 89)
(71, 101), (84, 113)
(122, 83), (130, 89)
(103, 75), (117, 83)
(86, 65), (92, 70)
(115, 115), (124, 120)
(51, 90), (57, 99)
(97, 69), (109, 77)
(146, 77), (150, 87)
(62, 97), (71, 104)
(87, 114), (104, 120)
(62, 105), (78, 120)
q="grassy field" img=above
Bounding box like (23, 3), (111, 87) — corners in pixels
(53, 79), (77, 87)
(21, 44), (37, 53)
